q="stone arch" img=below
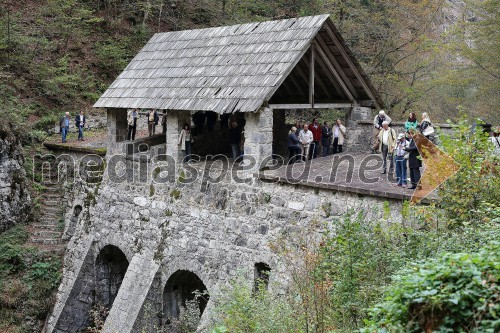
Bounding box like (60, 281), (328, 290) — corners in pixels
(95, 245), (129, 310)
(163, 270), (209, 324)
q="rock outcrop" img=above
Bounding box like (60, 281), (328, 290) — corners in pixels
(0, 122), (31, 232)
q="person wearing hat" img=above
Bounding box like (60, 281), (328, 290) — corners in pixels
(373, 110), (392, 153)
(378, 121), (396, 174)
(393, 133), (409, 187)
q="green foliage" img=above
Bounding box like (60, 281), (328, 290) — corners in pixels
(0, 226), (62, 331)
(170, 189), (181, 200)
(164, 299), (202, 333)
(211, 276), (304, 332)
(438, 117), (500, 226)
(319, 209), (500, 331)
(361, 242), (500, 333)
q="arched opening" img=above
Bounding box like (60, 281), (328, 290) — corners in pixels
(95, 245), (129, 310)
(73, 204), (82, 217)
(65, 204), (83, 239)
(163, 270), (209, 326)
(254, 262), (271, 291)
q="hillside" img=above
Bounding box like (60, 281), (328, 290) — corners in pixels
(0, 0), (498, 129)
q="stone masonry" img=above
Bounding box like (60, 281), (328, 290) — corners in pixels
(46, 146), (407, 333)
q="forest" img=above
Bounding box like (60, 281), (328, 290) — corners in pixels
(0, 0), (498, 129)
(0, 1), (498, 332)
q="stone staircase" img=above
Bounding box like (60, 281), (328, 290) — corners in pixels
(28, 177), (67, 255)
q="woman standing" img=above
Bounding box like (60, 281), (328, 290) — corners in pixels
(332, 119), (347, 154)
(404, 112), (418, 132)
(419, 112), (436, 143)
(405, 130), (422, 190)
(178, 123), (193, 162)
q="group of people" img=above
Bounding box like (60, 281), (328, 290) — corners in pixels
(287, 118), (347, 163)
(373, 110), (437, 189)
(126, 108), (167, 140)
(59, 111), (86, 143)
(177, 117), (244, 163)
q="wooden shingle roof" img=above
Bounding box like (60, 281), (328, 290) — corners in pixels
(94, 15), (383, 112)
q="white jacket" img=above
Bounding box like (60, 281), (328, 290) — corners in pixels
(299, 129), (313, 146)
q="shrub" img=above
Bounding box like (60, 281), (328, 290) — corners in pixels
(361, 242), (500, 332)
(210, 276), (304, 333)
(438, 117), (500, 226)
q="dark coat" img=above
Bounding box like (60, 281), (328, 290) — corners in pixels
(405, 139), (421, 168)
(75, 115), (86, 127)
(229, 126), (241, 144)
(287, 133), (300, 148)
(321, 125), (332, 146)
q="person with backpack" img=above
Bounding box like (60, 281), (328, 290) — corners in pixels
(75, 110), (86, 141)
(147, 109), (159, 136)
(60, 112), (71, 143)
(378, 121), (396, 174)
(373, 110), (392, 153)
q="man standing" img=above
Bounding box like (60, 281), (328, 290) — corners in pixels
(378, 121), (396, 174)
(147, 109), (159, 136)
(75, 111), (86, 141)
(373, 110), (392, 153)
(309, 118), (322, 159)
(127, 108), (138, 140)
(229, 121), (241, 160)
(161, 110), (167, 134)
(60, 112), (70, 143)
(299, 124), (313, 161)
(321, 121), (332, 157)
(332, 119), (347, 154)
(405, 130), (422, 190)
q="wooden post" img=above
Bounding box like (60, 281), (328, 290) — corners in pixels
(309, 44), (315, 108)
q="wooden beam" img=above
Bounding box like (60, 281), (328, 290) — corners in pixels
(269, 103), (354, 109)
(317, 47), (355, 101)
(315, 33), (359, 100)
(298, 49), (331, 101)
(324, 22), (381, 109)
(314, 49), (350, 100)
(309, 44), (315, 107)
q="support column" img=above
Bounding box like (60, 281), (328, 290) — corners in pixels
(346, 106), (373, 152)
(165, 110), (191, 163)
(107, 108), (128, 154)
(244, 107), (273, 172)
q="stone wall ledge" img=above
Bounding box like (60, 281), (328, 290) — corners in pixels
(259, 174), (435, 204)
(43, 142), (107, 156)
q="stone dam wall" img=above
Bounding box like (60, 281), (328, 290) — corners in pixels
(45, 150), (410, 333)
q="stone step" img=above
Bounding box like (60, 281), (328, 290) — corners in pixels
(30, 238), (63, 245)
(39, 214), (61, 221)
(40, 205), (64, 213)
(31, 223), (59, 230)
(31, 230), (62, 238)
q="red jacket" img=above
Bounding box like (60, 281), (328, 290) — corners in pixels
(310, 123), (322, 141)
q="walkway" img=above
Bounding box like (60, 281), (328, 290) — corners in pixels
(259, 153), (434, 202)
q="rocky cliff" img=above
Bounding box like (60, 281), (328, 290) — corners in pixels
(0, 123), (31, 232)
